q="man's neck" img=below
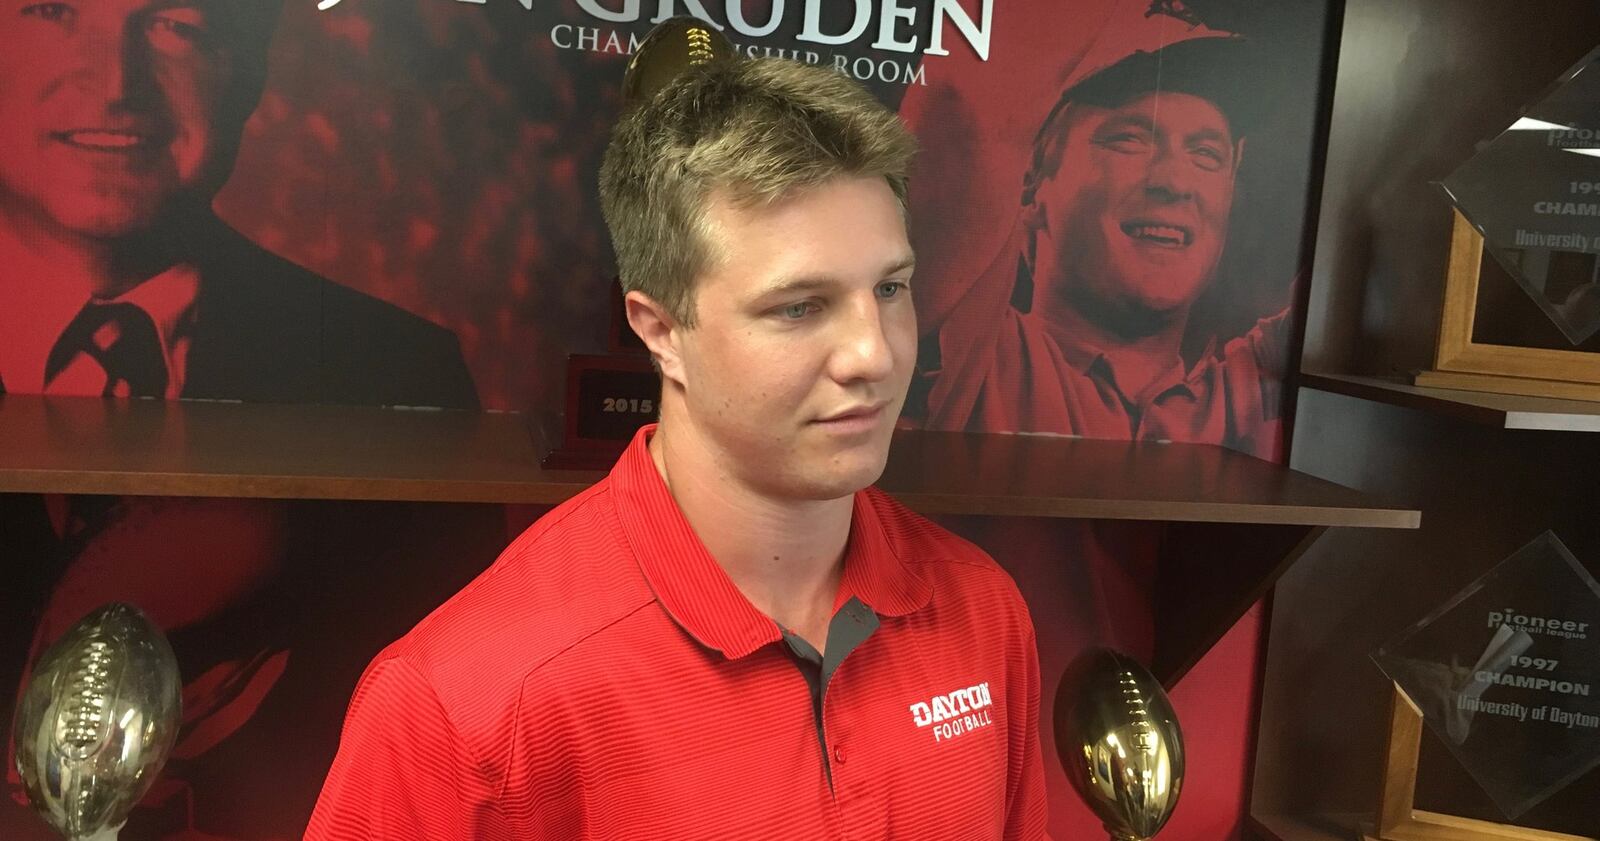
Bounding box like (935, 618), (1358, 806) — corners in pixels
(1034, 290), (1188, 403)
(649, 416), (853, 651)
(0, 202), (188, 300)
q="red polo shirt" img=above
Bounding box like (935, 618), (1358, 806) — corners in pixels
(306, 426), (1047, 839)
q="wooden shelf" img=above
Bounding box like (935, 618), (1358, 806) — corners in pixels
(0, 394), (1422, 687)
(0, 395), (596, 504)
(886, 428), (1417, 527)
(0, 394), (1418, 528)
(1301, 373), (1600, 433)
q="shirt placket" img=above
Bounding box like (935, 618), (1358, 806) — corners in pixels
(824, 599), (881, 836)
(777, 597), (880, 824)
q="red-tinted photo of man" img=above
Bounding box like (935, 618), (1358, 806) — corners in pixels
(0, 4), (501, 838)
(894, 4), (1314, 834)
(0, 0), (476, 406)
(915, 12), (1290, 460)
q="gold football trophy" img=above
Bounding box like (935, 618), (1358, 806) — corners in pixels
(622, 15), (736, 104)
(1055, 648), (1186, 840)
(14, 603), (182, 841)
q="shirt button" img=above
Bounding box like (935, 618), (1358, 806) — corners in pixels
(833, 744), (847, 764)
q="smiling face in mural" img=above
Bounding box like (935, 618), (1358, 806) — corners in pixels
(0, 0), (270, 240)
(1027, 90), (1242, 330)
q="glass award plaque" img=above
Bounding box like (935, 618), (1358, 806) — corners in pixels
(1372, 532), (1600, 820)
(1442, 46), (1600, 345)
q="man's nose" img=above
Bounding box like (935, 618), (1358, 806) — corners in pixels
(831, 297), (897, 384)
(1143, 145), (1196, 202)
(72, 23), (157, 110)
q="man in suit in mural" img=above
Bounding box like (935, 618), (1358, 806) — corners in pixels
(914, 11), (1290, 461)
(0, 2), (494, 837)
(0, 0), (477, 406)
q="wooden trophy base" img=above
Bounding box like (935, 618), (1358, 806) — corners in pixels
(541, 353), (660, 471)
(1365, 685), (1595, 841)
(543, 280), (662, 471)
(1422, 210), (1600, 405)
(1414, 369), (1600, 403)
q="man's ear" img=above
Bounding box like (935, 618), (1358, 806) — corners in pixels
(624, 290), (687, 386)
(1232, 137), (1247, 185)
(1019, 195), (1047, 277)
(1020, 198), (1047, 233)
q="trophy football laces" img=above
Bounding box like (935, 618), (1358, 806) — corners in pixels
(57, 636), (118, 762)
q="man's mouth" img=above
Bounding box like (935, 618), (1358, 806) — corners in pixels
(1120, 221), (1192, 248)
(52, 129), (159, 152)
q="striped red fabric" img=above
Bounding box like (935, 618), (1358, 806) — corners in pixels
(305, 426), (1047, 839)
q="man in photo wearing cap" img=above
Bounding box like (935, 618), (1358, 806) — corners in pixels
(911, 3), (1290, 461)
(891, 3), (1310, 835)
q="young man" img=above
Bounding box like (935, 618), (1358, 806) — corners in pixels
(306, 58), (1047, 838)
(920, 31), (1291, 461)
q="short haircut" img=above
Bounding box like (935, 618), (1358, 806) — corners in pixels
(599, 58), (917, 325)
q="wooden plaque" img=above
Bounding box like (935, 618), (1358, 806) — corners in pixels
(1420, 210), (1600, 401)
(1365, 685), (1597, 841)
(542, 353), (659, 470)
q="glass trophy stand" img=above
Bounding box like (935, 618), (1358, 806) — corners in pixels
(1367, 532), (1600, 841)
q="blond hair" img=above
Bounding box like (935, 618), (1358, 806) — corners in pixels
(599, 58), (916, 325)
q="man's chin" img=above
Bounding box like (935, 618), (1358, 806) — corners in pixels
(768, 451), (885, 503)
(1101, 266), (1211, 316)
(1133, 291), (1205, 316)
(810, 455), (890, 501)
(41, 201), (167, 241)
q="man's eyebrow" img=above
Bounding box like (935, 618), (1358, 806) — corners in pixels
(1095, 112), (1155, 134)
(1187, 127), (1234, 146)
(139, 0), (221, 19)
(758, 276), (836, 298)
(756, 255), (917, 298)
(882, 254), (917, 277)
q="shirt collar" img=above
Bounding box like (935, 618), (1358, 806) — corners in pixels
(0, 263), (199, 395)
(608, 424), (931, 660)
(113, 265), (201, 361)
(836, 489), (933, 618)
(1022, 309), (1207, 406)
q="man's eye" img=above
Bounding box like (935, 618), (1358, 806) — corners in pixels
(778, 302), (818, 320)
(1191, 146), (1227, 171)
(22, 3), (75, 24)
(147, 11), (214, 51)
(877, 281), (909, 300)
(1102, 137), (1149, 155)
